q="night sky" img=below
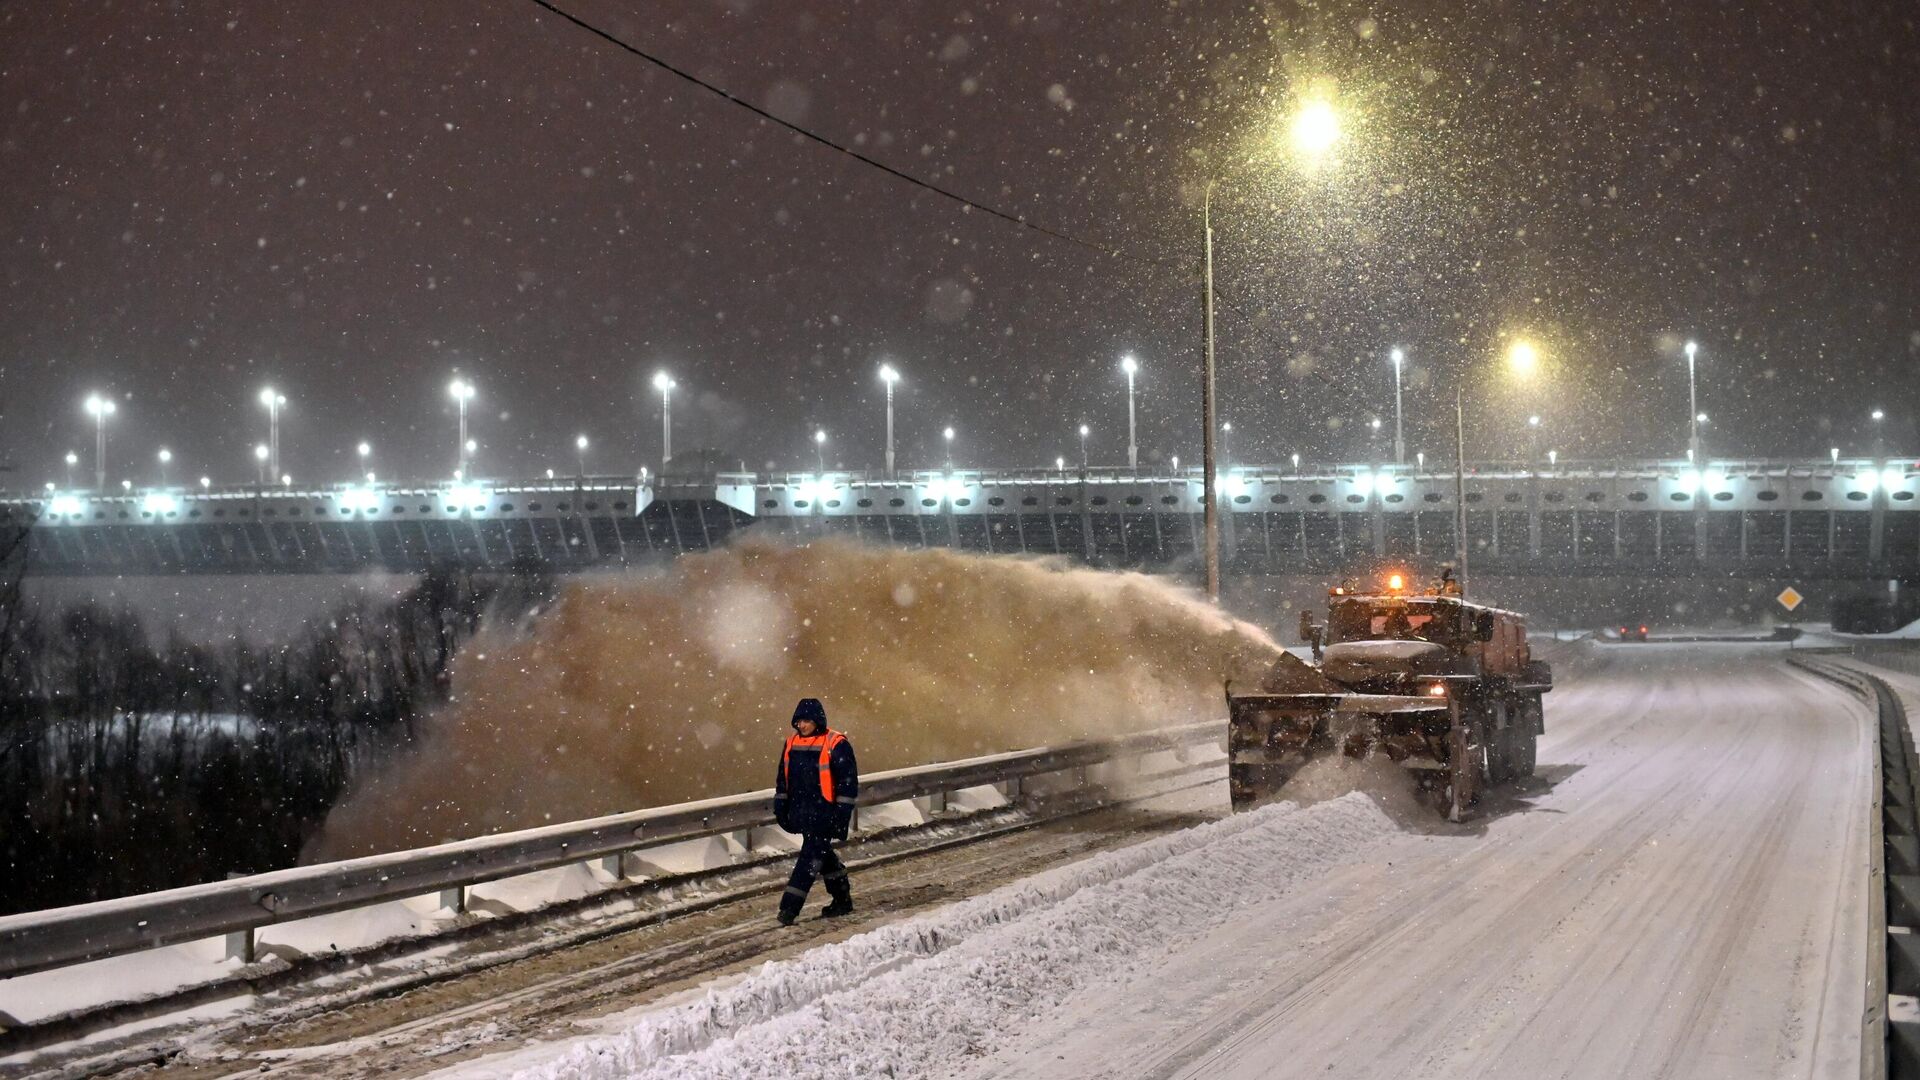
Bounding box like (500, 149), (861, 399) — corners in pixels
(2, 0), (1917, 489)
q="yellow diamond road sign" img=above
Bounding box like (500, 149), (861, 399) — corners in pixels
(1777, 587), (1804, 612)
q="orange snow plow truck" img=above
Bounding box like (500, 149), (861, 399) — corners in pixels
(1228, 572), (1552, 821)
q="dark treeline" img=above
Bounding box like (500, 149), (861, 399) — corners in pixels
(0, 536), (555, 915)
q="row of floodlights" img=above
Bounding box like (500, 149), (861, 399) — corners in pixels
(42, 485), (498, 520)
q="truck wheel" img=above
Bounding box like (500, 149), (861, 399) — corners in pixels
(1512, 698), (1542, 779)
(1484, 702), (1512, 784)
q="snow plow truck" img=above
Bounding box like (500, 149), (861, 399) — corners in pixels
(1228, 572), (1552, 821)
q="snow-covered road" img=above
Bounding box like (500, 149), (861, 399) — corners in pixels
(455, 644), (1870, 1080)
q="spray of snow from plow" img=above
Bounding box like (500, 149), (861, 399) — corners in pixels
(479, 792), (1398, 1080)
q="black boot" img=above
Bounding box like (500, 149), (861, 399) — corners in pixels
(821, 878), (853, 918)
(778, 908), (798, 926)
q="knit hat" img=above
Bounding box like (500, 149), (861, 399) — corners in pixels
(791, 698), (827, 728)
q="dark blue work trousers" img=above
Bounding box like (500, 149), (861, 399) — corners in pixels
(780, 834), (850, 916)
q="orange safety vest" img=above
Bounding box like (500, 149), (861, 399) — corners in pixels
(782, 729), (846, 805)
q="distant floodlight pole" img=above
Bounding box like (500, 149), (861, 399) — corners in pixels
(575, 433), (589, 478)
(448, 378), (475, 474)
(877, 364), (900, 478)
(943, 425), (955, 471)
(357, 440), (371, 480)
(63, 450), (77, 489)
(652, 371), (676, 475)
(1454, 388), (1469, 599)
(1121, 354), (1140, 471)
(258, 387), (286, 480)
(1390, 348), (1407, 464)
(1078, 423), (1090, 470)
(84, 394), (115, 491)
(253, 443), (269, 485)
(814, 429), (828, 473)
(1201, 178), (1221, 602)
(1873, 407), (1887, 461)
(157, 447), (172, 487)
(1221, 421), (1233, 462)
(1056, 455), (1066, 472)
(1683, 341), (1700, 462)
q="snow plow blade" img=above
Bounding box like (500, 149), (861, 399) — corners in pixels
(1227, 691), (1453, 813)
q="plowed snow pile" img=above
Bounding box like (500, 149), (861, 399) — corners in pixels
(316, 539), (1316, 856)
(438, 792), (1398, 1080)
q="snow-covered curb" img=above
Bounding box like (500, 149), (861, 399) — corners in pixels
(486, 792), (1398, 1080)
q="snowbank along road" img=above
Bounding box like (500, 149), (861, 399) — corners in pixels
(430, 643), (1870, 1080)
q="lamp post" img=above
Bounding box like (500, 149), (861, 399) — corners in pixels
(1199, 96), (1343, 602)
(575, 434), (589, 478)
(1221, 421), (1233, 462)
(1872, 407), (1887, 461)
(258, 388), (286, 480)
(157, 448), (172, 487)
(1121, 354), (1140, 471)
(63, 451), (77, 489)
(943, 425), (955, 472)
(1056, 455), (1066, 472)
(1527, 414), (1542, 463)
(1683, 341), (1700, 462)
(1078, 423), (1090, 470)
(652, 371), (676, 475)
(1390, 348), (1407, 464)
(814, 429), (828, 473)
(448, 378), (475, 474)
(877, 364), (900, 477)
(1369, 417), (1383, 461)
(84, 394), (115, 491)
(253, 443), (269, 486)
(357, 441), (371, 481)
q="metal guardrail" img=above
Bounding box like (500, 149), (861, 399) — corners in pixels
(1787, 655), (1915, 1079)
(0, 721), (1218, 981)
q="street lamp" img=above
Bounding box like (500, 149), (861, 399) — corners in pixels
(448, 378), (475, 474)
(253, 443), (269, 485)
(814, 429), (828, 473)
(1200, 94), (1345, 602)
(1872, 407), (1887, 460)
(1527, 414), (1542, 463)
(84, 394), (116, 490)
(1078, 423), (1090, 470)
(357, 441), (371, 479)
(157, 447), (172, 487)
(199, 476), (211, 489)
(1683, 341), (1700, 462)
(877, 364), (900, 477)
(1120, 354), (1140, 471)
(1390, 348), (1406, 465)
(575, 434), (589, 478)
(1369, 417), (1383, 460)
(1171, 455), (1180, 472)
(652, 370), (676, 475)
(1221, 421), (1233, 462)
(63, 451), (77, 488)
(258, 387), (286, 480)
(943, 425), (955, 471)
(1056, 455), (1066, 472)
(1832, 447), (1841, 465)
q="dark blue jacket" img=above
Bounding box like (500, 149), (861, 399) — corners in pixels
(774, 729), (859, 840)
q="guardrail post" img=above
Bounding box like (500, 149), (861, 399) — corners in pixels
(224, 927), (255, 964)
(913, 790), (948, 817)
(997, 776), (1023, 802)
(438, 885), (467, 915)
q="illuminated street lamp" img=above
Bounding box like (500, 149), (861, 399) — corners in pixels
(63, 450), (77, 489)
(1369, 417), (1383, 460)
(814, 429), (828, 473)
(943, 425), (956, 471)
(1078, 423), (1090, 470)
(253, 443), (270, 485)
(1120, 354), (1140, 471)
(448, 378), (475, 474)
(877, 364), (900, 478)
(1872, 407), (1887, 460)
(1832, 447), (1841, 465)
(1199, 95), (1345, 600)
(1221, 421), (1233, 462)
(199, 476), (211, 489)
(1527, 414), (1543, 463)
(652, 370), (676, 475)
(357, 440), (372, 479)
(85, 394), (116, 490)
(1055, 455), (1066, 473)
(258, 387), (286, 480)
(157, 447), (172, 487)
(1390, 348), (1407, 465)
(575, 433), (589, 478)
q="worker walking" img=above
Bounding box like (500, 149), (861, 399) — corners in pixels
(773, 698), (858, 926)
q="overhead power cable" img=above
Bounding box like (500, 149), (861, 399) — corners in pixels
(522, 0), (1138, 261)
